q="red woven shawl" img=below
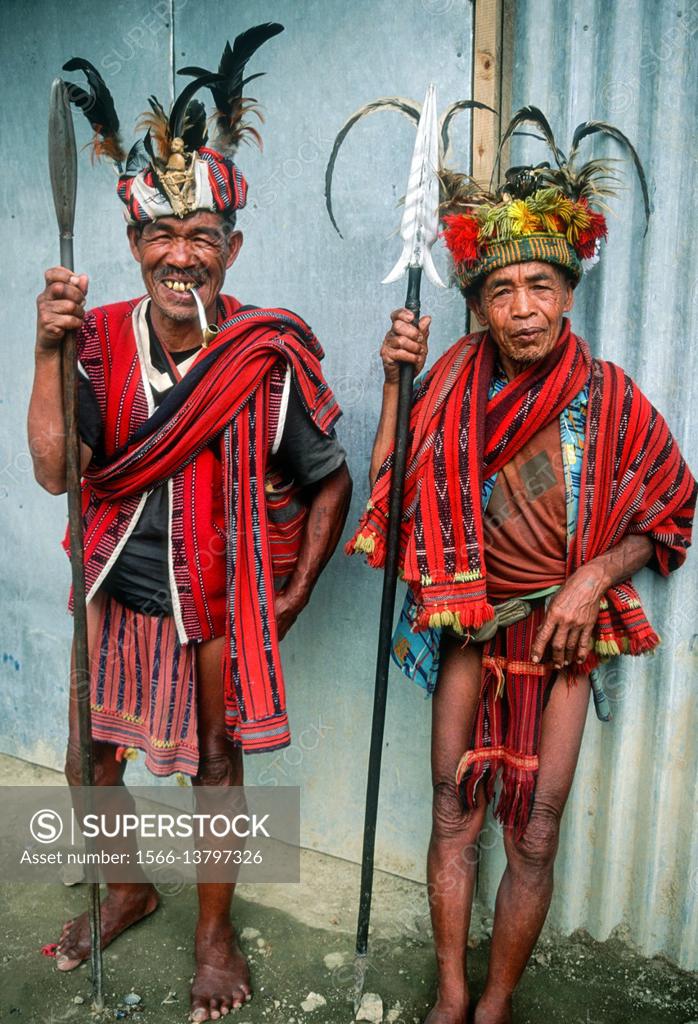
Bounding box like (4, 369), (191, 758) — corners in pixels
(350, 323), (696, 832)
(350, 321), (695, 647)
(71, 304), (340, 754)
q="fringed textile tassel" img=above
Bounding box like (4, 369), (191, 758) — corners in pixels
(495, 771), (538, 841)
(115, 746), (139, 763)
(455, 605), (555, 840)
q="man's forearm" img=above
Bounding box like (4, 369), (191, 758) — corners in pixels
(27, 347), (92, 495)
(30, 267), (92, 494)
(283, 462), (353, 605)
(584, 534), (655, 594)
(369, 382), (399, 488)
(533, 535), (656, 667)
(369, 308), (430, 487)
(28, 347), (68, 494)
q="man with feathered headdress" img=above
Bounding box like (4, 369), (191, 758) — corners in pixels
(349, 109), (695, 1023)
(28, 25), (352, 1020)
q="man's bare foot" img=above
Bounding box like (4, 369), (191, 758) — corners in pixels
(424, 991), (469, 1023)
(473, 993), (513, 1024)
(55, 883), (159, 970)
(190, 922), (251, 1021)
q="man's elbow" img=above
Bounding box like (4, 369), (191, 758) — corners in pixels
(336, 461), (353, 506)
(314, 461), (353, 512)
(34, 466), (67, 496)
(368, 461), (380, 491)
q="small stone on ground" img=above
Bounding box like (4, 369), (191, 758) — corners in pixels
(323, 951), (346, 970)
(356, 991), (383, 1022)
(301, 991), (327, 1012)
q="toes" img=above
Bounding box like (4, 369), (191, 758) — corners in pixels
(56, 939), (79, 959)
(55, 954), (82, 972)
(230, 987), (248, 1010)
(209, 1001), (221, 1020)
(190, 1010), (208, 1023)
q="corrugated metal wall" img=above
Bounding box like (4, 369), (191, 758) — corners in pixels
(477, 0), (698, 970)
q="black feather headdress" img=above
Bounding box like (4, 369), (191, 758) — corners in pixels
(60, 24), (284, 221)
(178, 22), (284, 154)
(135, 72), (224, 168)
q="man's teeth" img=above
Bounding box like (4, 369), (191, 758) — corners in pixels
(163, 280), (196, 292)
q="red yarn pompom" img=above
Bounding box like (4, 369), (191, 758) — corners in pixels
(575, 210), (608, 259)
(442, 214), (481, 265)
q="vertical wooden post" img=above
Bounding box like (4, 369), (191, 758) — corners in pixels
(469, 0), (514, 329)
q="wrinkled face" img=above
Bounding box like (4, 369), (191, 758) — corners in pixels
(469, 261), (574, 371)
(127, 211), (242, 323)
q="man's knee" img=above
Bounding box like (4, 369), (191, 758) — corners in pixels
(432, 779), (484, 842)
(194, 746), (242, 787)
(64, 742), (121, 787)
(507, 798), (562, 873)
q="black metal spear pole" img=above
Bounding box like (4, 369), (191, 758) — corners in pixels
(48, 77), (104, 1009)
(354, 265), (421, 1004)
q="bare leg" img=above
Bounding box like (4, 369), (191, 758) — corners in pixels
(474, 673), (591, 1024)
(425, 637), (488, 1024)
(56, 598), (158, 970)
(189, 636), (250, 1022)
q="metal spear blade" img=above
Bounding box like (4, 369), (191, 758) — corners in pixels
(382, 83), (445, 288)
(48, 79), (78, 241)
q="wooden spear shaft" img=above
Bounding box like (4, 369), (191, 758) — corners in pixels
(48, 78), (104, 1009)
(354, 266), (421, 1007)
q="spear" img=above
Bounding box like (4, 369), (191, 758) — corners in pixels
(48, 77), (104, 1009)
(349, 83), (445, 1009)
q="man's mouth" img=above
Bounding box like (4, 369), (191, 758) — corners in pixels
(513, 327), (543, 340)
(161, 278), (197, 293)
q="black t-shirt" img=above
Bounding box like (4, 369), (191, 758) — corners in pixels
(78, 315), (345, 616)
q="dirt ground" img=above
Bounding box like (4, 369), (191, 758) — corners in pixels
(2, 882), (698, 1024)
(1, 756), (697, 1024)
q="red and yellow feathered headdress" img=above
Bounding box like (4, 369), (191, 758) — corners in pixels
(440, 106), (650, 291)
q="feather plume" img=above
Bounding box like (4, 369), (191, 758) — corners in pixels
(178, 22), (284, 154)
(182, 98), (208, 152)
(136, 96), (171, 163)
(491, 105), (567, 190)
(538, 158), (622, 207)
(439, 105), (649, 274)
(169, 72), (223, 142)
(62, 57), (126, 167)
(568, 120), (650, 231)
(136, 77), (218, 164)
(324, 97), (422, 237)
(141, 130), (168, 196)
(142, 129), (158, 165)
(439, 168), (494, 215)
(486, 109), (649, 233)
(438, 99), (496, 165)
